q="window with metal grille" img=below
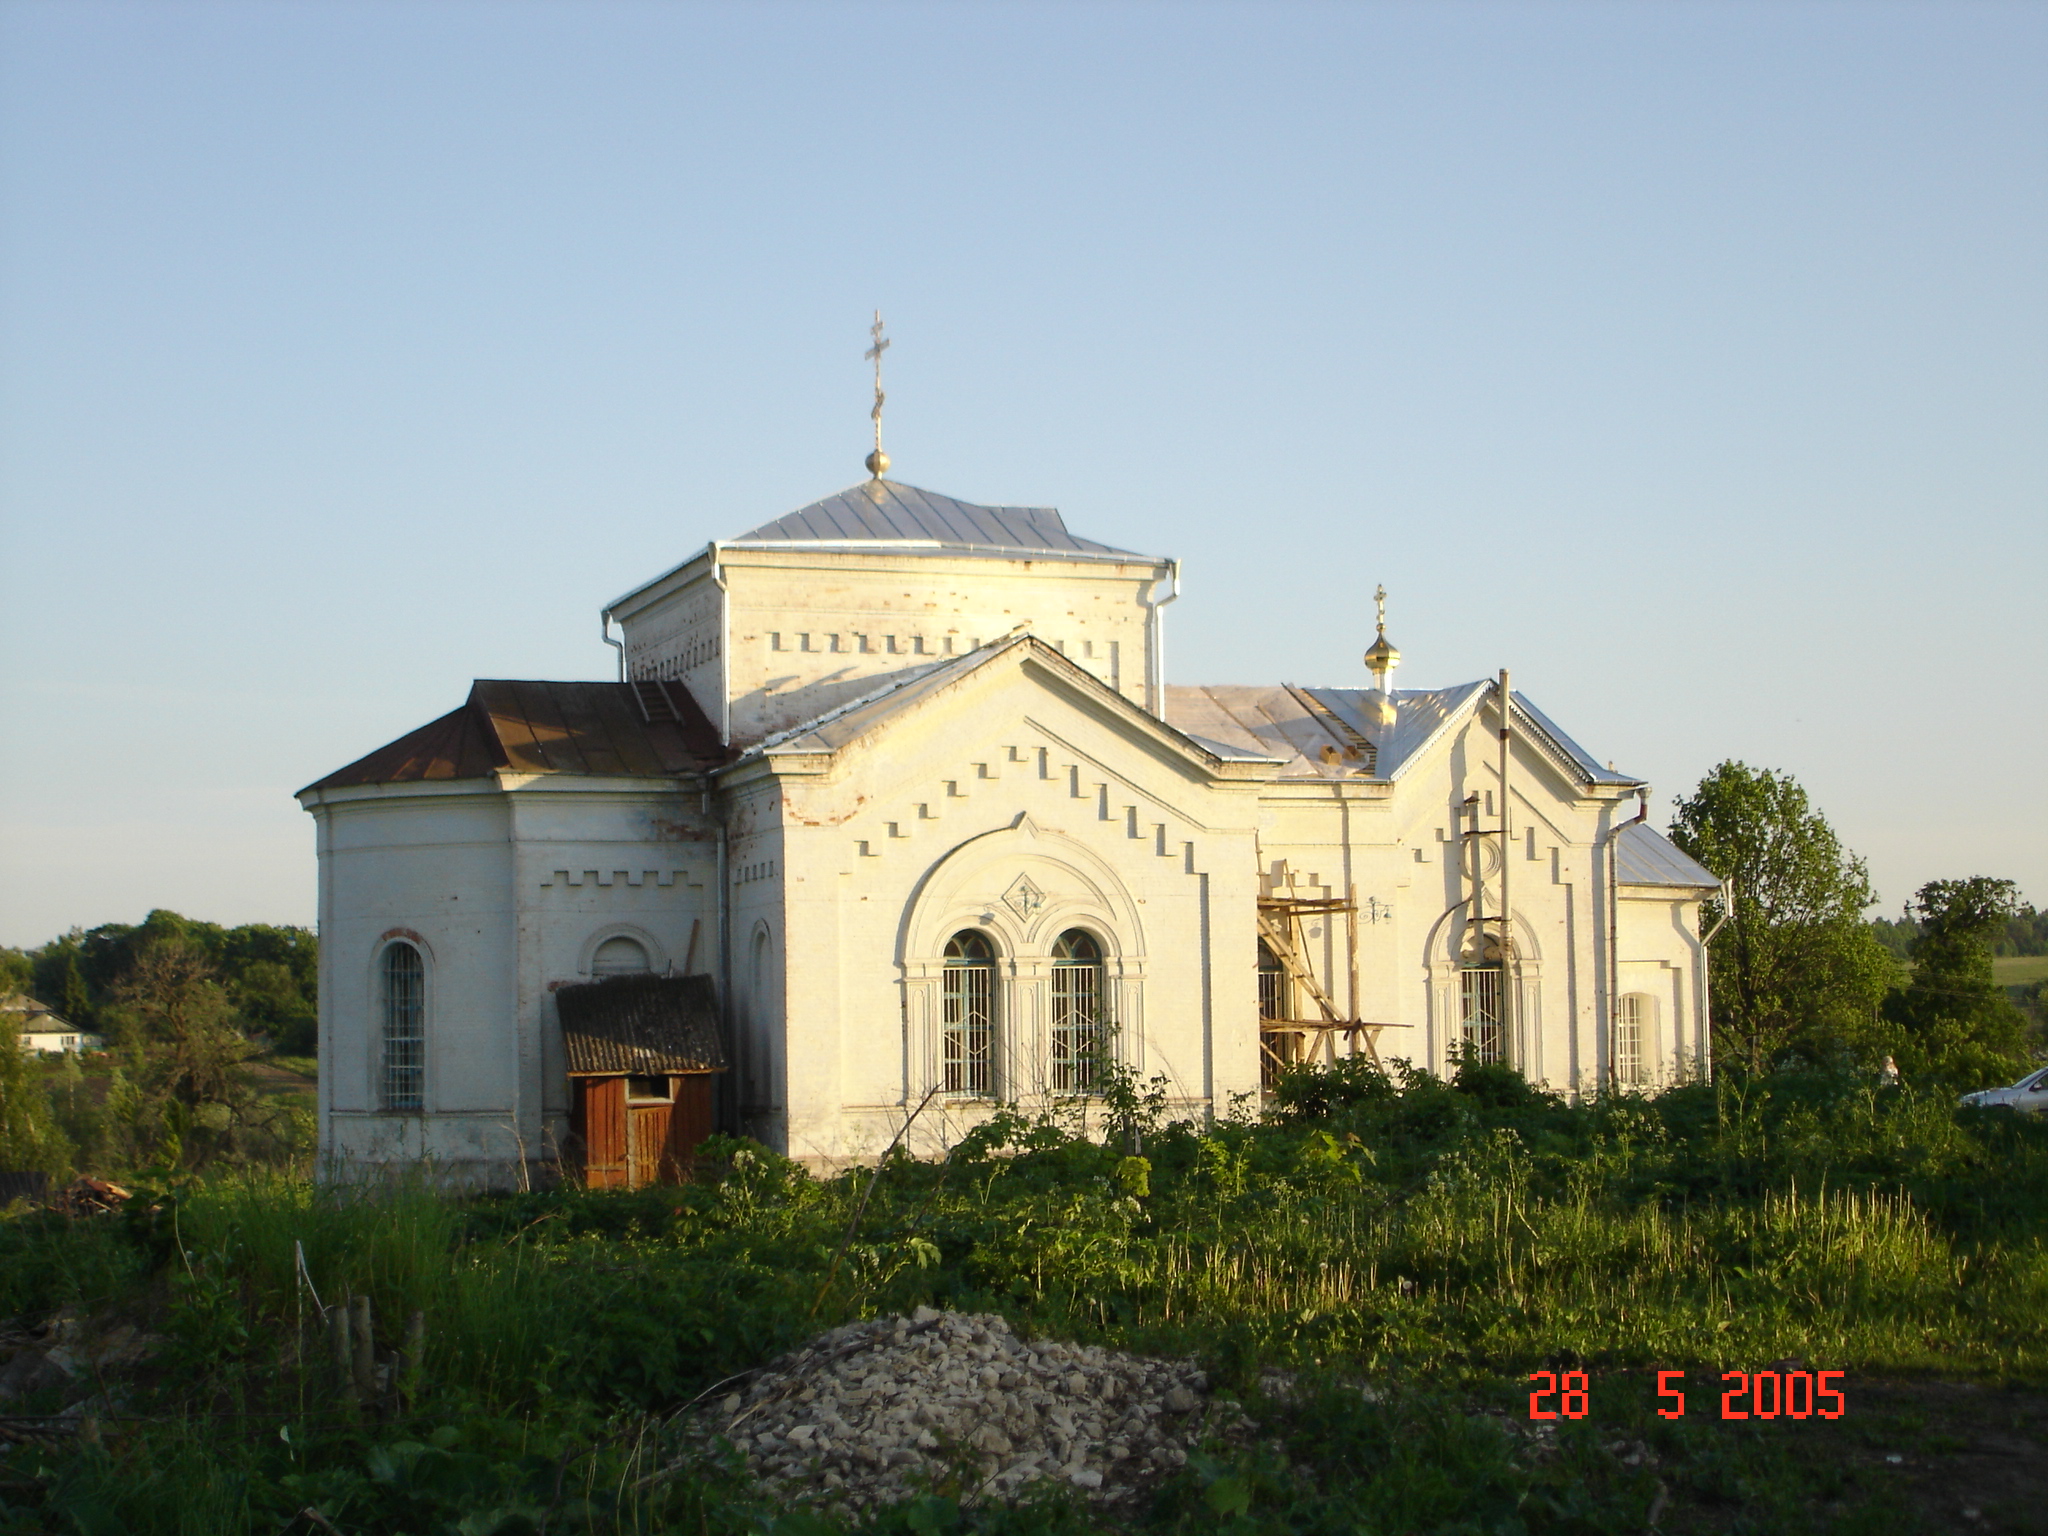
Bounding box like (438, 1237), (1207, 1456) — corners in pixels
(1257, 940), (1288, 1023)
(592, 936), (651, 976)
(380, 942), (425, 1111)
(1050, 929), (1105, 1092)
(1459, 965), (1505, 1066)
(1616, 994), (1647, 1086)
(942, 930), (996, 1097)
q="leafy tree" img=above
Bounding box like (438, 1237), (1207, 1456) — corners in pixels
(0, 948), (32, 998)
(1887, 877), (2035, 1086)
(0, 1026), (71, 1177)
(1670, 762), (1896, 1075)
(31, 938), (92, 1026)
(105, 937), (257, 1169)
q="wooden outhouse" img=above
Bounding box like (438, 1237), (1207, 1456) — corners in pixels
(557, 973), (725, 1188)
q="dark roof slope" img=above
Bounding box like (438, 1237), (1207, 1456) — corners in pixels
(557, 973), (726, 1075)
(733, 479), (1154, 559)
(301, 680), (729, 794)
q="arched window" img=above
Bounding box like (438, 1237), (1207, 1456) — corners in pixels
(1459, 964), (1505, 1066)
(380, 942), (426, 1111)
(1050, 929), (1106, 1092)
(592, 936), (651, 976)
(942, 930), (997, 1097)
(1257, 940), (1289, 1023)
(1616, 994), (1649, 1087)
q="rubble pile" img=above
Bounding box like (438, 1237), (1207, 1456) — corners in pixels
(686, 1307), (1244, 1510)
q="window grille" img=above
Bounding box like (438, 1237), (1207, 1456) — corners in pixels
(1256, 941), (1289, 1023)
(942, 931), (996, 1097)
(1459, 965), (1505, 1066)
(1050, 929), (1105, 1092)
(592, 936), (651, 976)
(1615, 994), (1645, 1086)
(380, 942), (426, 1110)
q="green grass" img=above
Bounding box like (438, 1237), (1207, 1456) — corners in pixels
(1993, 955), (2048, 988)
(2, 1064), (2046, 1534)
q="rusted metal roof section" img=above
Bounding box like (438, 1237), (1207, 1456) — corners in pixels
(731, 478), (1153, 559)
(1615, 823), (1720, 889)
(301, 680), (730, 793)
(557, 973), (726, 1076)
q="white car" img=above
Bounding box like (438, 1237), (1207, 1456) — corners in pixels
(1958, 1066), (2048, 1114)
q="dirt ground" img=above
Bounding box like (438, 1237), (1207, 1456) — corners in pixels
(1668, 1374), (2048, 1534)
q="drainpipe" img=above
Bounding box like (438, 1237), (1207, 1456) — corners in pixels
(1141, 559), (1180, 717)
(707, 541), (731, 745)
(1696, 876), (1734, 1082)
(714, 783), (734, 1133)
(600, 611), (625, 681)
(1600, 787), (1650, 1090)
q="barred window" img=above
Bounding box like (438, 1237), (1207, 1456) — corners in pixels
(592, 935), (651, 976)
(1616, 994), (1647, 1087)
(1459, 965), (1504, 1066)
(942, 930), (997, 1097)
(1257, 940), (1289, 1023)
(380, 942), (426, 1111)
(1050, 929), (1106, 1093)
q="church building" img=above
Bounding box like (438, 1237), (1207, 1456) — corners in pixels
(301, 461), (1720, 1187)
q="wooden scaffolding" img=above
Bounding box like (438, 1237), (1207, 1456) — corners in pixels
(1256, 884), (1406, 1085)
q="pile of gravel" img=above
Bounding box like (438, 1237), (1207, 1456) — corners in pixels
(683, 1307), (1243, 1511)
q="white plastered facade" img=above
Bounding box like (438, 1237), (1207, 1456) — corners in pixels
(303, 481), (1715, 1185)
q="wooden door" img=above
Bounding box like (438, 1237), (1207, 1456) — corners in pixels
(574, 1077), (628, 1188)
(627, 1102), (674, 1187)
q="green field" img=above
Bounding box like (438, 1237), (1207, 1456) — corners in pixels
(1994, 954), (2048, 988)
(3, 1063), (2046, 1535)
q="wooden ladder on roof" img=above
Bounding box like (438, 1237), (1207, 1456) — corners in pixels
(631, 679), (685, 724)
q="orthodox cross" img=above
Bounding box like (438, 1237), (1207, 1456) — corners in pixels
(864, 311), (891, 477)
(1374, 583), (1388, 635)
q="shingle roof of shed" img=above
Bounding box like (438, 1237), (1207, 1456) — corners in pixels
(557, 973), (726, 1075)
(300, 680), (729, 794)
(732, 479), (1154, 560)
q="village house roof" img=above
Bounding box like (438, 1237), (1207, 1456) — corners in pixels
(1164, 684), (1642, 788)
(555, 973), (726, 1076)
(3, 991), (74, 1028)
(300, 680), (730, 794)
(729, 479), (1156, 561)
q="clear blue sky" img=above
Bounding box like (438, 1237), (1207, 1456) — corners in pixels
(2, 0), (2042, 946)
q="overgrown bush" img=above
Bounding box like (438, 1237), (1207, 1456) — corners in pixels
(1, 1066), (2044, 1534)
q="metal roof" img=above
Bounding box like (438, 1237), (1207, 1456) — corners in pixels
(741, 634), (1255, 772)
(300, 680), (730, 794)
(1615, 822), (1720, 889)
(1162, 682), (1642, 787)
(731, 479), (1156, 560)
(557, 973), (726, 1076)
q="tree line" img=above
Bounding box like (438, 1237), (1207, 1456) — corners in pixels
(1670, 761), (2038, 1083)
(1, 910), (318, 1178)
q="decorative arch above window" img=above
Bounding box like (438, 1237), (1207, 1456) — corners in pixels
(592, 935), (652, 977)
(942, 930), (997, 1097)
(380, 941), (425, 1111)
